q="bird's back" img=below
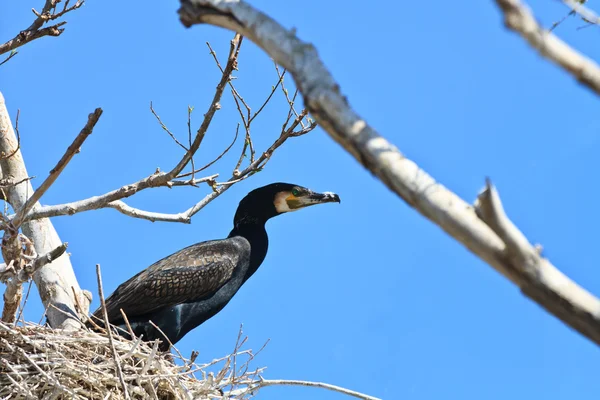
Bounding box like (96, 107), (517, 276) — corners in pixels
(90, 237), (251, 326)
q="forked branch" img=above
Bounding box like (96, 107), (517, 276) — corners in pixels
(0, 0), (84, 56)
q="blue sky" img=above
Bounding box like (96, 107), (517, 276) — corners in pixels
(3, 1), (600, 399)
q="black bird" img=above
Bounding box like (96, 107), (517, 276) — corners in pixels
(88, 183), (340, 350)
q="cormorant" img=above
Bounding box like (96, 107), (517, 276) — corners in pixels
(88, 183), (340, 350)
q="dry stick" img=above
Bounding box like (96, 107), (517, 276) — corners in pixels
(150, 101), (188, 151)
(257, 379), (381, 400)
(0, 50), (18, 67)
(148, 320), (185, 361)
(187, 105), (196, 183)
(178, 0), (600, 348)
(96, 264), (130, 400)
(177, 128), (239, 179)
(249, 68), (286, 124)
(119, 309), (136, 340)
(168, 33), (243, 180)
(0, 0), (84, 55)
(183, 110), (312, 219)
(12, 108), (103, 228)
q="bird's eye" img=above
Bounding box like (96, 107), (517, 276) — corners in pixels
(291, 188), (300, 196)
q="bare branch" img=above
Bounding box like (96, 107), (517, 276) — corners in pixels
(183, 109), (314, 219)
(177, 125), (238, 178)
(256, 379), (381, 400)
(12, 108), (102, 228)
(0, 91), (89, 329)
(0, 0), (84, 56)
(178, 0), (600, 347)
(168, 34), (242, 180)
(0, 50), (18, 67)
(1, 242), (67, 323)
(493, 0), (600, 96)
(150, 102), (188, 152)
(106, 201), (189, 224)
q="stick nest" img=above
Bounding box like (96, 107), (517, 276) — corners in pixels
(0, 320), (264, 399)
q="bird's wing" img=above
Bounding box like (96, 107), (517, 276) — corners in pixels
(93, 238), (249, 323)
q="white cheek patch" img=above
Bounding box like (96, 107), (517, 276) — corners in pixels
(274, 192), (296, 213)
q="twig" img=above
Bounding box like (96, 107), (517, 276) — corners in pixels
(151, 102), (188, 151)
(187, 105), (196, 182)
(0, 0), (84, 55)
(248, 67), (286, 123)
(169, 33), (242, 180)
(12, 108), (103, 228)
(148, 320), (185, 360)
(176, 126), (238, 178)
(255, 379), (382, 400)
(183, 109), (314, 219)
(0, 50), (18, 67)
(120, 309), (135, 340)
(96, 264), (130, 400)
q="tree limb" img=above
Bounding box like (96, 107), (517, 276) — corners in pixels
(0, 91), (90, 329)
(0, 0), (84, 56)
(177, 0), (600, 346)
(255, 379), (380, 400)
(12, 108), (102, 228)
(1, 243), (68, 323)
(494, 0), (600, 96)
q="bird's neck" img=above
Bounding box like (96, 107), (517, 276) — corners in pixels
(228, 219), (269, 282)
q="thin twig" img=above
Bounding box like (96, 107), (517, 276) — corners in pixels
(96, 264), (131, 400)
(12, 108), (103, 228)
(176, 127), (239, 179)
(257, 379), (381, 400)
(0, 50), (18, 67)
(150, 102), (188, 152)
(248, 68), (286, 123)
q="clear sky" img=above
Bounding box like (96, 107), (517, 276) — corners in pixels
(2, 1), (600, 399)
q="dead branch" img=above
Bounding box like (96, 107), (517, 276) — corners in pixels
(0, 0), (84, 56)
(12, 108), (102, 228)
(0, 91), (90, 330)
(8, 35), (243, 226)
(178, 0), (600, 347)
(494, 0), (600, 96)
(1, 243), (67, 323)
(255, 379), (381, 400)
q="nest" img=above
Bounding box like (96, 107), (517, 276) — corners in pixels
(0, 320), (265, 399)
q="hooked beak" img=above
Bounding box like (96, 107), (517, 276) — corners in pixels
(287, 190), (341, 210)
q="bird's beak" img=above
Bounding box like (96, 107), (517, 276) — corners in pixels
(287, 191), (341, 210)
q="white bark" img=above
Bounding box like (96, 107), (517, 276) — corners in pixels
(0, 91), (90, 329)
(178, 0), (600, 346)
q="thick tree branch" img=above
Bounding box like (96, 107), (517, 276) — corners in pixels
(178, 0), (600, 346)
(494, 0), (600, 96)
(0, 91), (90, 330)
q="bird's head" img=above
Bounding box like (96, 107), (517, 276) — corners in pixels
(234, 182), (340, 224)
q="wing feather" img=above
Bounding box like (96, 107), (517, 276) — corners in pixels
(93, 238), (249, 323)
